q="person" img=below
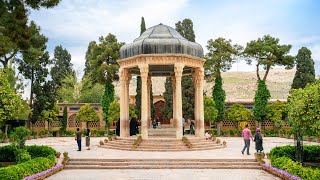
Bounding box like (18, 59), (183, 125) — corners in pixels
(75, 128), (82, 151)
(254, 128), (264, 153)
(115, 120), (120, 136)
(182, 117), (185, 135)
(85, 128), (91, 150)
(130, 117), (139, 136)
(152, 119), (157, 129)
(205, 131), (212, 140)
(241, 124), (253, 155)
(190, 120), (195, 135)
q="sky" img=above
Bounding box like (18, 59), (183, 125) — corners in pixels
(24, 0), (320, 97)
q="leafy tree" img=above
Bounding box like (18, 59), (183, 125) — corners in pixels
(225, 103), (253, 129)
(56, 73), (79, 103)
(266, 100), (287, 131)
(0, 69), (24, 137)
(101, 82), (114, 123)
(84, 33), (124, 84)
(61, 106), (67, 132)
(129, 104), (137, 119)
(0, 0), (60, 68)
(79, 83), (104, 103)
(11, 126), (31, 149)
(107, 100), (120, 126)
(291, 47), (315, 89)
(50, 45), (75, 89)
(17, 22), (51, 106)
(253, 80), (271, 122)
(175, 18), (195, 42)
(163, 77), (173, 119)
(243, 35), (294, 82)
(40, 102), (59, 131)
(212, 76), (225, 122)
(77, 104), (99, 128)
(17, 100), (31, 120)
(204, 96), (218, 124)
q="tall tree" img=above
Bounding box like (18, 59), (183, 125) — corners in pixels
(18, 22), (50, 106)
(163, 77), (173, 119)
(101, 82), (115, 126)
(291, 47), (315, 89)
(243, 35), (294, 123)
(50, 45), (75, 89)
(0, 0), (60, 68)
(175, 18), (195, 42)
(135, 17), (147, 120)
(204, 37), (241, 122)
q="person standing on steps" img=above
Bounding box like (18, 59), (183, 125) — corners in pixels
(75, 128), (82, 151)
(85, 128), (91, 150)
(241, 124), (253, 155)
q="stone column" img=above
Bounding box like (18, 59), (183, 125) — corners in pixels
(139, 64), (149, 139)
(120, 68), (130, 138)
(192, 71), (199, 135)
(147, 76), (151, 124)
(172, 76), (176, 127)
(125, 73), (131, 136)
(197, 67), (205, 138)
(174, 63), (184, 139)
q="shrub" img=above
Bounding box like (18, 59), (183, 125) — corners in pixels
(270, 145), (320, 162)
(0, 157), (55, 180)
(0, 145), (17, 162)
(98, 130), (106, 136)
(11, 126), (31, 149)
(15, 149), (31, 164)
(25, 145), (56, 159)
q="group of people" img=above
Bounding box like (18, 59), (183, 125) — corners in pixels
(75, 128), (91, 151)
(241, 124), (263, 155)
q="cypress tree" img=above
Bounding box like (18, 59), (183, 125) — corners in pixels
(62, 106), (67, 132)
(101, 81), (115, 126)
(163, 77), (173, 119)
(140, 17), (146, 35)
(212, 76), (225, 121)
(135, 76), (142, 120)
(291, 47), (315, 89)
(253, 80), (271, 122)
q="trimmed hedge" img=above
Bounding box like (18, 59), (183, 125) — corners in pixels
(271, 156), (320, 180)
(270, 145), (320, 162)
(25, 145), (56, 159)
(0, 156), (55, 180)
(0, 145), (16, 162)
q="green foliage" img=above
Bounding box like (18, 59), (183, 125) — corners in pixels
(50, 45), (75, 89)
(135, 76), (142, 120)
(56, 73), (80, 103)
(182, 76), (195, 119)
(243, 35), (294, 81)
(225, 103), (253, 122)
(40, 102), (59, 122)
(84, 33), (124, 84)
(0, 69), (24, 126)
(253, 80), (270, 122)
(77, 104), (99, 122)
(79, 83), (104, 103)
(175, 18), (195, 42)
(291, 47), (315, 89)
(204, 37), (242, 80)
(0, 156), (56, 180)
(266, 100), (286, 129)
(163, 77), (173, 119)
(15, 149), (31, 164)
(11, 126), (31, 149)
(212, 76), (225, 121)
(17, 100), (30, 120)
(101, 81), (114, 123)
(61, 106), (67, 132)
(204, 96), (218, 123)
(129, 104), (137, 119)
(270, 145), (320, 163)
(25, 145), (56, 159)
(0, 145), (16, 162)
(288, 81), (320, 137)
(107, 100), (120, 125)
(271, 156), (320, 180)
(140, 17), (146, 35)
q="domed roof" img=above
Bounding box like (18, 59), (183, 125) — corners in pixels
(119, 24), (203, 59)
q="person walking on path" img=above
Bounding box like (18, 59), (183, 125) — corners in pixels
(85, 128), (91, 150)
(75, 128), (82, 151)
(254, 128), (263, 153)
(241, 124), (253, 155)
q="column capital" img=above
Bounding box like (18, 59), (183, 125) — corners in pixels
(139, 64), (149, 78)
(174, 63), (184, 77)
(119, 68), (130, 82)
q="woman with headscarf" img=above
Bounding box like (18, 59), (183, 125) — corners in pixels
(85, 128), (91, 150)
(254, 128), (263, 153)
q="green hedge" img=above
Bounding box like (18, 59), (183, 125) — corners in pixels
(0, 145), (16, 162)
(270, 145), (320, 162)
(0, 156), (55, 180)
(271, 156), (320, 180)
(25, 145), (56, 159)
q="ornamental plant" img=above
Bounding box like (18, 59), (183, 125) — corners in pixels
(77, 104), (99, 128)
(225, 103), (253, 129)
(266, 100), (287, 132)
(12, 126), (31, 149)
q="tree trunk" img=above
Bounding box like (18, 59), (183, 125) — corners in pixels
(217, 121), (221, 136)
(5, 124), (9, 138)
(258, 121), (262, 129)
(256, 64), (261, 81)
(29, 68), (34, 107)
(263, 65), (271, 81)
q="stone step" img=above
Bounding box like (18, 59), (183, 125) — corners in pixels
(69, 158), (257, 162)
(99, 145), (225, 151)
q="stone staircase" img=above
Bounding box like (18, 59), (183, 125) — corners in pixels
(65, 158), (261, 169)
(148, 128), (176, 138)
(99, 138), (225, 151)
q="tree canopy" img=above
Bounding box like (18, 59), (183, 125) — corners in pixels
(291, 47), (315, 89)
(204, 96), (218, 123)
(212, 76), (225, 121)
(175, 18), (195, 42)
(225, 103), (253, 122)
(266, 100), (287, 130)
(243, 35), (294, 81)
(77, 104), (99, 122)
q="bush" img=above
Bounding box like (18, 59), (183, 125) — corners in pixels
(0, 145), (17, 162)
(0, 132), (5, 141)
(25, 145), (56, 159)
(270, 145), (320, 162)
(11, 126), (31, 149)
(98, 130), (106, 136)
(15, 149), (31, 164)
(0, 157), (55, 180)
(65, 130), (75, 136)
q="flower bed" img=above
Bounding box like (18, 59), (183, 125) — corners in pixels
(22, 164), (64, 180)
(261, 163), (302, 180)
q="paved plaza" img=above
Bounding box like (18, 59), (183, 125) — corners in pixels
(1, 136), (317, 179)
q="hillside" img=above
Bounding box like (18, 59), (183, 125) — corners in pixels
(114, 68), (296, 101)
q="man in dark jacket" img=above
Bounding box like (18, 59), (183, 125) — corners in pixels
(75, 128), (82, 151)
